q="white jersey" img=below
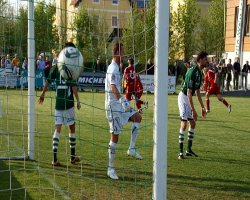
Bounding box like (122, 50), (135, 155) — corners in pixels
(105, 59), (121, 108)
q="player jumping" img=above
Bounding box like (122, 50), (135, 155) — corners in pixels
(203, 62), (231, 113)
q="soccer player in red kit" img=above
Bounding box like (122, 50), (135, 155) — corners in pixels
(203, 62), (231, 113)
(123, 58), (148, 113)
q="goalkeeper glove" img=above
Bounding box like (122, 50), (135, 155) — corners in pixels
(119, 97), (131, 112)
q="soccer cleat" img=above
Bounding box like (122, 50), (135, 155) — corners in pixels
(70, 156), (81, 164)
(186, 150), (198, 157)
(178, 153), (185, 160)
(107, 167), (119, 180)
(206, 109), (210, 113)
(228, 105), (231, 113)
(127, 148), (143, 160)
(52, 160), (61, 167)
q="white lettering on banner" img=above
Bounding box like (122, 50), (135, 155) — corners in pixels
(78, 76), (105, 84)
(140, 75), (176, 93)
(234, 0), (245, 58)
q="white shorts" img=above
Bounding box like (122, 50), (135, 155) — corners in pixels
(178, 91), (193, 121)
(55, 107), (75, 126)
(106, 102), (137, 134)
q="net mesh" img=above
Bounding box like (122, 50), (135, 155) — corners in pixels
(0, 0), (154, 199)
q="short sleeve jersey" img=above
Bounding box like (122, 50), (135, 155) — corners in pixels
(124, 65), (141, 90)
(47, 66), (76, 110)
(105, 60), (121, 107)
(181, 65), (202, 96)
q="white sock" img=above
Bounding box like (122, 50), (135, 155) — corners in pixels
(129, 122), (140, 149)
(108, 141), (117, 168)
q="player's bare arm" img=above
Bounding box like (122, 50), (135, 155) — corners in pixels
(38, 80), (49, 104)
(72, 85), (81, 110)
(111, 84), (121, 100)
(195, 89), (206, 119)
(187, 88), (197, 121)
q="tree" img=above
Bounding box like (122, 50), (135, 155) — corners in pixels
(206, 0), (225, 57)
(170, 0), (200, 62)
(123, 0), (155, 71)
(73, 6), (107, 63)
(34, 0), (58, 54)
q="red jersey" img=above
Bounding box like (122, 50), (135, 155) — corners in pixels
(204, 67), (220, 95)
(124, 65), (141, 90)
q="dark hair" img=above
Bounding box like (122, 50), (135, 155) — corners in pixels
(65, 42), (76, 48)
(112, 42), (123, 56)
(128, 57), (134, 65)
(197, 51), (208, 62)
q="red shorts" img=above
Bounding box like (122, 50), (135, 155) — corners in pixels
(125, 88), (143, 100)
(207, 84), (220, 95)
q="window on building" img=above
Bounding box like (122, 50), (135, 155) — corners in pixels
(245, 5), (250, 36)
(111, 16), (118, 27)
(234, 7), (239, 37)
(93, 0), (100, 3)
(112, 0), (118, 5)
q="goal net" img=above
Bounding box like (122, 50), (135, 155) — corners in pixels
(0, 0), (167, 199)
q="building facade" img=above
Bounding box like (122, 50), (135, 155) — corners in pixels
(225, 0), (250, 64)
(55, 0), (149, 47)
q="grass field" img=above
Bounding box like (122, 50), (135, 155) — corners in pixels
(0, 88), (250, 200)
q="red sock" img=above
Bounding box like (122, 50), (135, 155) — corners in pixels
(222, 99), (229, 107)
(206, 99), (210, 111)
(136, 100), (143, 109)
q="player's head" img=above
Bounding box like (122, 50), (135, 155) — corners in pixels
(112, 42), (124, 65)
(128, 57), (134, 65)
(197, 51), (208, 68)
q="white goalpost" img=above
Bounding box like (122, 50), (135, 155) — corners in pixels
(153, 0), (169, 199)
(27, 0), (35, 161)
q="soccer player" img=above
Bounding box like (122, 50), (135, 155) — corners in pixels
(105, 42), (143, 180)
(123, 57), (148, 113)
(203, 62), (231, 113)
(38, 42), (81, 166)
(178, 51), (207, 160)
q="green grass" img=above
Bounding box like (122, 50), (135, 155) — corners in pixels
(0, 89), (249, 200)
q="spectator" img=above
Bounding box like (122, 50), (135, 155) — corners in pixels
(22, 57), (28, 70)
(36, 55), (45, 71)
(93, 57), (105, 73)
(44, 56), (51, 79)
(12, 54), (20, 75)
(1, 55), (5, 68)
(52, 51), (59, 68)
(226, 59), (233, 91)
(233, 58), (241, 90)
(218, 60), (226, 92)
(146, 58), (154, 75)
(242, 60), (250, 91)
(5, 54), (12, 73)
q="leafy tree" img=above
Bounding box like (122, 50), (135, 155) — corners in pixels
(123, 0), (155, 71)
(73, 6), (107, 63)
(207, 0), (225, 57)
(34, 0), (58, 54)
(170, 0), (200, 62)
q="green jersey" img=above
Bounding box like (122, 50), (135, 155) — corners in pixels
(181, 65), (202, 96)
(47, 66), (77, 110)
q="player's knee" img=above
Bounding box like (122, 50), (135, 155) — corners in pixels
(189, 120), (196, 129)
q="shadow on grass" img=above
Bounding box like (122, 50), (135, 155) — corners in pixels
(0, 160), (33, 200)
(168, 173), (250, 194)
